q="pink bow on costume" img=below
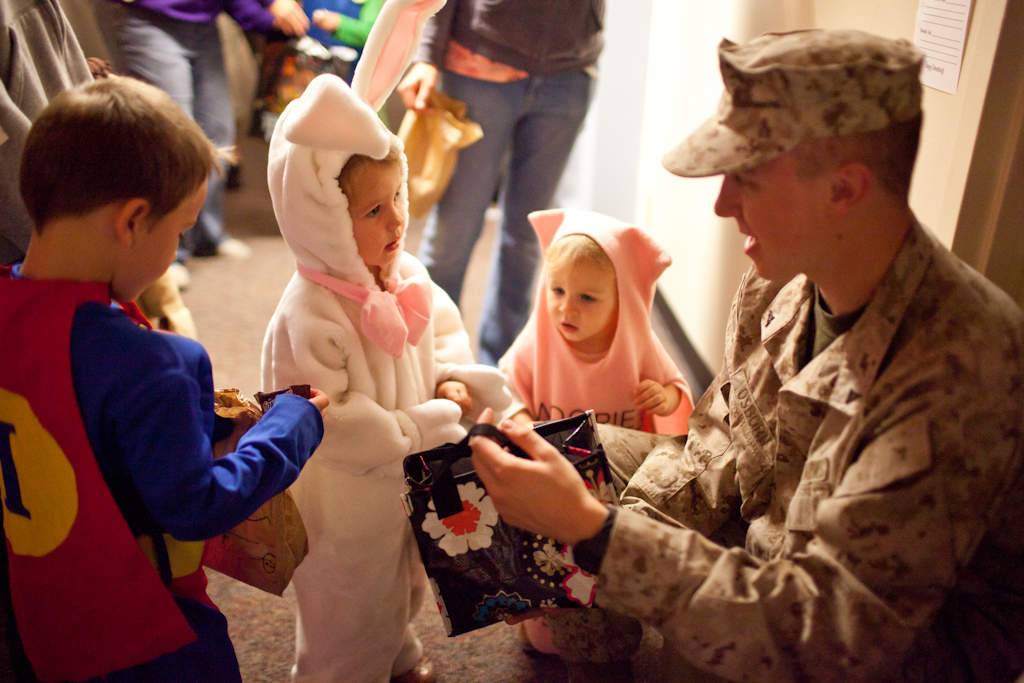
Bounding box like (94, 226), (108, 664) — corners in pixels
(296, 263), (433, 358)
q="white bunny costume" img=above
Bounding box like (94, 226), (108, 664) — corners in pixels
(261, 2), (509, 681)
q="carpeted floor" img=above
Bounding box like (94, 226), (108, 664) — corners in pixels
(181, 136), (664, 682)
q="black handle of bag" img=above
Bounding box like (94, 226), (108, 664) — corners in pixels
(429, 424), (531, 519)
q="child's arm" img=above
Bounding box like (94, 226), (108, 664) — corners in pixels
(313, 0), (384, 47)
(263, 289), (465, 478)
(509, 409), (534, 426)
(633, 379), (682, 417)
(81, 325), (325, 543)
(422, 267), (512, 418)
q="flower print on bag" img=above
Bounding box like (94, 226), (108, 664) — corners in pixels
(581, 466), (616, 505)
(560, 547), (597, 606)
(533, 541), (565, 576)
(428, 577), (453, 634)
(421, 481), (500, 557)
(473, 590), (531, 624)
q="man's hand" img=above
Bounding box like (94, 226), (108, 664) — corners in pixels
(311, 9), (339, 32)
(397, 62), (439, 112)
(269, 0), (309, 36)
(308, 388), (330, 415)
(470, 409), (609, 544)
(436, 380), (473, 417)
(633, 380), (681, 417)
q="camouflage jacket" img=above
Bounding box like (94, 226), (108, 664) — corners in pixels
(597, 222), (1024, 682)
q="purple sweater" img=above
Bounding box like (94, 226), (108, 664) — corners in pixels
(109, 0), (276, 33)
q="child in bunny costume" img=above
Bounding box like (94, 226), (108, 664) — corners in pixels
(261, 2), (510, 681)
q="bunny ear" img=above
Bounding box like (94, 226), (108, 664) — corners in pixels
(351, 0), (447, 111)
(282, 74), (391, 156)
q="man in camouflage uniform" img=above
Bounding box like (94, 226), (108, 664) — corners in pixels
(471, 29), (1024, 683)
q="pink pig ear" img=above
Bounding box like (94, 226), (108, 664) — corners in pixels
(351, 0), (447, 111)
(617, 224), (672, 289)
(528, 210), (567, 252)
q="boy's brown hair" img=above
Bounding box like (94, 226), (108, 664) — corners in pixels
(336, 146), (402, 199)
(19, 76), (221, 230)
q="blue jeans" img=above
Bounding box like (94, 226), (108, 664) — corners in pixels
(117, 7), (233, 260)
(417, 70), (595, 366)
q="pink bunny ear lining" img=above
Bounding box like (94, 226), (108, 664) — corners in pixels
(363, 0), (443, 110)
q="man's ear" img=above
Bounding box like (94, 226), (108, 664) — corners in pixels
(112, 199), (153, 246)
(827, 162), (873, 216)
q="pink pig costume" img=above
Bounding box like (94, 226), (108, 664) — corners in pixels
(500, 209), (693, 434)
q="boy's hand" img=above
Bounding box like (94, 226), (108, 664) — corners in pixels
(308, 388), (330, 415)
(633, 380), (681, 417)
(311, 9), (340, 32)
(436, 380), (472, 417)
(269, 0), (309, 36)
(397, 62), (438, 112)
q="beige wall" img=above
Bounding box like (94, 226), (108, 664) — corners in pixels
(639, 0), (1019, 373)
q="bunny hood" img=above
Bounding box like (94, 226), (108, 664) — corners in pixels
(267, 0), (446, 290)
(500, 208), (692, 432)
(267, 74), (405, 290)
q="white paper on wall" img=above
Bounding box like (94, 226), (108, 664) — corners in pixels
(914, 0), (974, 95)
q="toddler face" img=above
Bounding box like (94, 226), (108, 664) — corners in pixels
(545, 257), (618, 355)
(347, 162), (405, 287)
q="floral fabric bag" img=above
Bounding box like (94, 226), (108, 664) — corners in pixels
(401, 412), (618, 636)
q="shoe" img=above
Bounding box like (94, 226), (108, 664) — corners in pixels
(390, 657), (435, 683)
(216, 238), (252, 260)
(167, 262), (191, 291)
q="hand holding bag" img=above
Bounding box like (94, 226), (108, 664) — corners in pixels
(401, 412), (618, 636)
(201, 387), (311, 596)
(397, 90), (483, 218)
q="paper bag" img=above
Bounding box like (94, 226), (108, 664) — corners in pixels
(398, 91), (483, 218)
(202, 387), (310, 596)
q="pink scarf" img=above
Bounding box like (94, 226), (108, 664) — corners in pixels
(297, 263), (432, 357)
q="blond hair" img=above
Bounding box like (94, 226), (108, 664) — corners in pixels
(20, 77), (221, 230)
(337, 146), (402, 198)
(545, 234), (614, 276)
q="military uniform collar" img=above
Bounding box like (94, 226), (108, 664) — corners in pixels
(761, 219), (933, 414)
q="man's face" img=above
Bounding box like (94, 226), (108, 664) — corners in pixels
(713, 151), (831, 282)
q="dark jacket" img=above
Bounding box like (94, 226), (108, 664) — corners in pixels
(415, 0), (604, 76)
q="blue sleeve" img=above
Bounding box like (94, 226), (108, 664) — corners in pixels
(72, 304), (324, 541)
(223, 0), (275, 34)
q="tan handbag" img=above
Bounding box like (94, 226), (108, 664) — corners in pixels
(398, 91), (483, 218)
(202, 388), (309, 596)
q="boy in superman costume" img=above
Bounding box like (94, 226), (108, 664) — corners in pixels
(0, 77), (329, 683)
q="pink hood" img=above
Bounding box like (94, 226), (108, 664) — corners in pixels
(500, 209), (692, 433)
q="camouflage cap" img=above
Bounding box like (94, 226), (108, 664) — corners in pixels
(662, 29), (924, 177)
